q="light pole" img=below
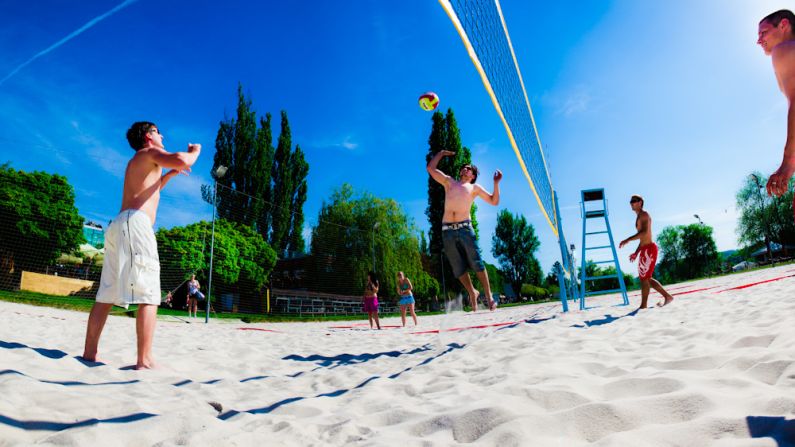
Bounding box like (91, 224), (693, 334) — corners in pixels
(693, 214), (703, 225)
(749, 174), (774, 265)
(206, 165), (227, 323)
(371, 222), (380, 272)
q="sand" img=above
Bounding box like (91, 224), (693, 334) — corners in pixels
(1, 265), (794, 446)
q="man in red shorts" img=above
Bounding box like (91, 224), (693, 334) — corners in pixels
(619, 195), (674, 309)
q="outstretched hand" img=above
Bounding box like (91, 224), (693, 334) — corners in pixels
(618, 239), (627, 249)
(767, 163), (794, 197)
(629, 253), (637, 262)
(493, 169), (503, 182)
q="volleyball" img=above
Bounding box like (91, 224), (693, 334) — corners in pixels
(418, 92), (439, 111)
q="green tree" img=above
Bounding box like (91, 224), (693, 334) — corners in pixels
(736, 172), (795, 259)
(580, 261), (634, 292)
(253, 112), (275, 235)
(204, 87), (308, 260)
(309, 184), (437, 307)
(156, 220), (276, 310)
(492, 209), (542, 296)
(656, 224), (719, 282)
(270, 111), (294, 254)
(286, 145), (309, 255)
(0, 165), (84, 282)
(424, 108), (477, 296)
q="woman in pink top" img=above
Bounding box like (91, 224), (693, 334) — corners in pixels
(362, 271), (381, 330)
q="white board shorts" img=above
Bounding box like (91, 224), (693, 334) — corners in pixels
(96, 209), (161, 308)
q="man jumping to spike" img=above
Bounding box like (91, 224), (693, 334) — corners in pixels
(427, 150), (501, 311)
(619, 195), (674, 309)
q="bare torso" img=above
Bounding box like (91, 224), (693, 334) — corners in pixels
(443, 180), (479, 222)
(772, 40), (795, 93)
(636, 211), (653, 246)
(120, 149), (163, 226)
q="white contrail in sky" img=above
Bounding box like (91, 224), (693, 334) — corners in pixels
(0, 0), (139, 87)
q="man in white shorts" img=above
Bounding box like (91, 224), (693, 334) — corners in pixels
(82, 121), (200, 369)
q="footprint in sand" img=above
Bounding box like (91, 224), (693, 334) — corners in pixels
(730, 335), (777, 349)
(601, 377), (685, 399)
(745, 360), (795, 385)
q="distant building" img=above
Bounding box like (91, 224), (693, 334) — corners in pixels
(751, 242), (794, 263)
(83, 221), (104, 249)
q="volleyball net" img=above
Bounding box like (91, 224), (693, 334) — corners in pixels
(439, 0), (556, 234)
(439, 0), (576, 279)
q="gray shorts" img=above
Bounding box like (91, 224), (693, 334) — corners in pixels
(442, 222), (485, 277)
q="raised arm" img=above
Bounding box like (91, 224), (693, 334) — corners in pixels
(426, 150), (454, 186)
(151, 143), (202, 171)
(475, 169), (502, 206)
(768, 43), (795, 196)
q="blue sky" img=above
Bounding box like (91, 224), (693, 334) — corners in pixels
(0, 0), (792, 276)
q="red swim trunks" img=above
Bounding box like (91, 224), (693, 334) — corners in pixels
(637, 243), (658, 280)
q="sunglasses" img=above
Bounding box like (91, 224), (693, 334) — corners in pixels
(630, 199), (641, 204)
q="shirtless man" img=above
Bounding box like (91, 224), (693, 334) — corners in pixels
(427, 150), (501, 311)
(619, 195), (674, 309)
(82, 121), (200, 369)
(758, 10), (795, 203)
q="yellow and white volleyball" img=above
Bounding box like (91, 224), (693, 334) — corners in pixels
(418, 92), (440, 111)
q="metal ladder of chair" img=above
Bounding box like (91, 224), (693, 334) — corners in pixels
(579, 188), (629, 310)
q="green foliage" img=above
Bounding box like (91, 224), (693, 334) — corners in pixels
(491, 209), (542, 295)
(309, 184), (438, 307)
(286, 145), (309, 255)
(580, 261), (633, 292)
(473, 263), (505, 295)
(204, 86), (308, 259)
(736, 172), (795, 253)
(156, 219), (276, 292)
(424, 109), (477, 295)
(520, 283), (548, 300)
(656, 224), (719, 282)
(0, 164), (84, 274)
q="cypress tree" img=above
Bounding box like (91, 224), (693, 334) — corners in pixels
(270, 110), (294, 254)
(232, 84), (258, 226)
(425, 111), (447, 288)
(254, 113), (274, 238)
(286, 145), (309, 255)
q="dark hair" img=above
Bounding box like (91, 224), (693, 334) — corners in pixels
(126, 121), (157, 150)
(367, 271), (379, 287)
(760, 9), (795, 33)
(462, 164), (479, 183)
(630, 194), (644, 208)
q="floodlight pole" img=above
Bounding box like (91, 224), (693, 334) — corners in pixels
(206, 165), (227, 323)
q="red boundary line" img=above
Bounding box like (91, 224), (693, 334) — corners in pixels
(715, 274), (795, 293)
(409, 321), (516, 335)
(237, 327), (282, 333)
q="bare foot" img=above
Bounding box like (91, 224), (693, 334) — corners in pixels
(134, 361), (156, 370)
(488, 298), (496, 311)
(80, 354), (101, 363)
(657, 297), (674, 307)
